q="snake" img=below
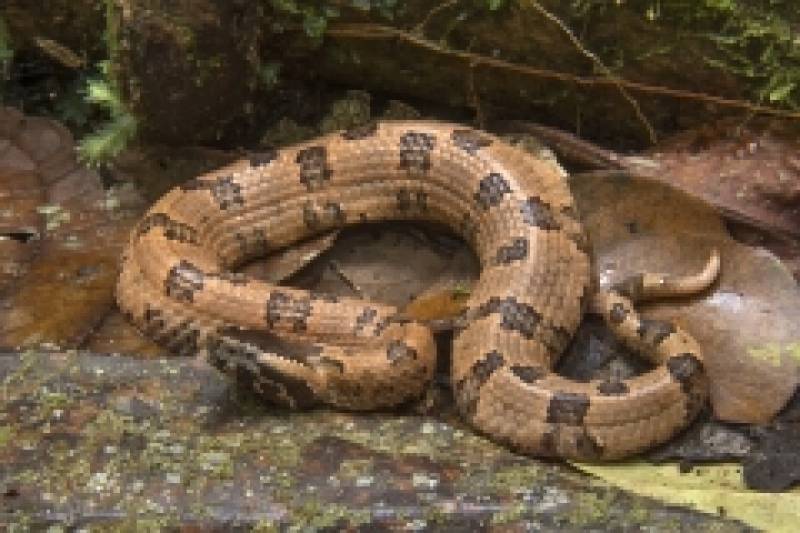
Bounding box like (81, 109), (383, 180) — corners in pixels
(117, 120), (720, 460)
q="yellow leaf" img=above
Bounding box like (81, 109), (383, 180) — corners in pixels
(573, 462), (800, 532)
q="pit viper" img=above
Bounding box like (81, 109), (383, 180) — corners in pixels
(117, 120), (719, 460)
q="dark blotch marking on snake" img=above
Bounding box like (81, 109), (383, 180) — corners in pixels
(213, 271), (249, 286)
(539, 425), (602, 459)
(520, 196), (560, 230)
(597, 380), (630, 395)
(455, 350), (506, 418)
(472, 297), (541, 340)
(142, 306), (199, 356)
(386, 339), (418, 365)
(341, 121), (379, 140)
(510, 365), (547, 383)
(297, 146), (332, 190)
(495, 237), (529, 264)
(234, 228), (269, 260)
(451, 129), (492, 155)
(667, 352), (707, 421)
(164, 260), (205, 303)
(372, 314), (412, 337)
(399, 131), (435, 174)
(181, 175), (244, 210)
(136, 212), (199, 245)
(475, 173), (512, 210)
(395, 189), (428, 211)
(303, 201), (345, 229)
(666, 353), (703, 394)
(637, 319), (676, 346)
(608, 302), (629, 325)
(265, 291), (313, 332)
(354, 307), (378, 334)
(612, 274), (645, 302)
(248, 149), (278, 168)
(575, 431), (603, 459)
(547, 392), (590, 425)
(310, 291), (340, 304)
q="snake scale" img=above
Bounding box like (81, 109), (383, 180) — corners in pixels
(117, 120), (720, 460)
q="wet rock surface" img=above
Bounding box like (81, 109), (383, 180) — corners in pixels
(0, 351), (751, 530)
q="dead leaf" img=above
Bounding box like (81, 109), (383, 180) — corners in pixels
(633, 118), (800, 240)
(0, 107), (140, 349)
(572, 172), (800, 423)
(241, 231), (341, 283)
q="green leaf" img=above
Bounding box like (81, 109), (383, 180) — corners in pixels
(303, 12), (327, 38)
(767, 81), (795, 102)
(77, 113), (137, 166)
(257, 61), (282, 88)
(270, 0), (300, 15)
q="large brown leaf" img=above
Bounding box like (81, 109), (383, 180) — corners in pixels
(0, 107), (140, 349)
(572, 172), (799, 423)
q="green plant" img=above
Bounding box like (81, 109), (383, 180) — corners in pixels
(702, 2), (800, 108)
(0, 14), (13, 88)
(76, 61), (137, 166)
(572, 1), (800, 109)
(268, 0), (340, 39)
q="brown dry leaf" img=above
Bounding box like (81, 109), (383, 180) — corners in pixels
(0, 109), (45, 293)
(0, 107), (141, 349)
(630, 119), (800, 240)
(289, 226), (478, 309)
(572, 172), (800, 423)
(241, 231), (341, 283)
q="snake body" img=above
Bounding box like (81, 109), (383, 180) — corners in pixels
(117, 121), (718, 460)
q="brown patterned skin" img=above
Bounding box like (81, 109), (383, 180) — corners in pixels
(117, 121), (719, 460)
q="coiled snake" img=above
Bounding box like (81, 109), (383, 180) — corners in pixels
(117, 121), (719, 460)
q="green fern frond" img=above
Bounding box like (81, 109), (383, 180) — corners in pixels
(77, 64), (137, 166)
(77, 112), (137, 166)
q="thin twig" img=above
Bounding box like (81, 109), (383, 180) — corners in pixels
(413, 0), (460, 35)
(525, 0), (657, 143)
(493, 120), (626, 169)
(327, 260), (363, 298)
(466, 58), (486, 128)
(323, 23), (800, 122)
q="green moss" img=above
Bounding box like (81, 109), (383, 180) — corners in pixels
(487, 465), (545, 492)
(0, 426), (13, 448)
(319, 90), (372, 133)
(290, 499), (371, 530)
(0, 13), (12, 96)
(491, 502), (528, 525)
(566, 491), (615, 527)
(570, 0), (800, 109)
